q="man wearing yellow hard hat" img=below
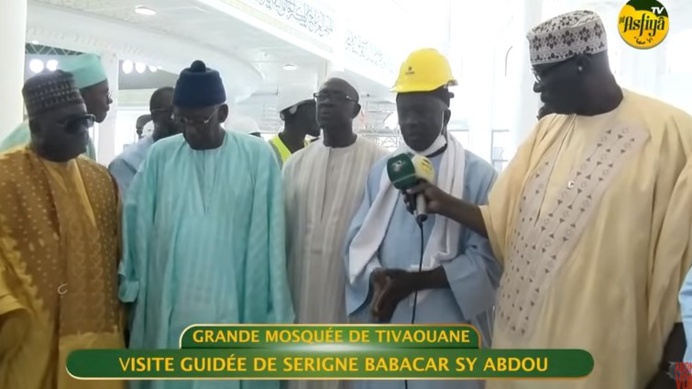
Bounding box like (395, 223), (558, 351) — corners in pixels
(345, 48), (500, 389)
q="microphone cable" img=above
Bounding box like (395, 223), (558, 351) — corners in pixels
(404, 217), (426, 389)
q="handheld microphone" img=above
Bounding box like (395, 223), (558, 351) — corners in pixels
(386, 152), (435, 224)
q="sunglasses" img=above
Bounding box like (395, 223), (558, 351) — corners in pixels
(58, 114), (95, 133)
(532, 56), (578, 84)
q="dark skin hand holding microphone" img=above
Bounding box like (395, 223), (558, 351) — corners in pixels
(376, 99), (553, 318)
(369, 182), (484, 323)
(370, 155), (454, 323)
(368, 180), (489, 323)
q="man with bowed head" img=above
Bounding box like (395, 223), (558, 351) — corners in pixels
(344, 48), (500, 389)
(120, 60), (293, 389)
(408, 10), (692, 389)
(0, 70), (124, 389)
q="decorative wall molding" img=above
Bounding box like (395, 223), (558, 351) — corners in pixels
(249, 0), (333, 39)
(228, 0), (396, 74)
(27, 2), (264, 102)
(345, 31), (396, 73)
(212, 0), (332, 56)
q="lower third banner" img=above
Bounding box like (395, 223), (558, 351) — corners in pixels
(66, 349), (593, 380)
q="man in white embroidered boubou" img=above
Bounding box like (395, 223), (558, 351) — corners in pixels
(344, 48), (501, 389)
(407, 10), (692, 389)
(284, 73), (386, 389)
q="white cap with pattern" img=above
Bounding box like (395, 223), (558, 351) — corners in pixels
(526, 10), (607, 66)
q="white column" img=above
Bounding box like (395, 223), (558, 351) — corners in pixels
(317, 62), (335, 88)
(448, 0), (494, 161)
(440, 0), (453, 57)
(97, 51), (119, 165)
(316, 1), (347, 89)
(509, 0), (543, 157)
(0, 0), (28, 137)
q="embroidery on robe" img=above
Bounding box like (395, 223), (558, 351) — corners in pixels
(496, 124), (649, 338)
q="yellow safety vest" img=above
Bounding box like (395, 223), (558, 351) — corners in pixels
(269, 136), (308, 167)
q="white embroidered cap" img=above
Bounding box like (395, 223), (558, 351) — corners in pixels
(526, 10), (608, 66)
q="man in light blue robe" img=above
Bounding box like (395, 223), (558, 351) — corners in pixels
(0, 54), (111, 159)
(680, 269), (692, 362)
(119, 60), (294, 389)
(109, 86), (179, 196)
(344, 49), (501, 389)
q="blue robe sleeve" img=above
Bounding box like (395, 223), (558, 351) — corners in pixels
(680, 268), (692, 362)
(442, 157), (502, 320)
(244, 143), (294, 324)
(108, 158), (133, 198)
(118, 147), (158, 305)
(344, 163), (384, 317)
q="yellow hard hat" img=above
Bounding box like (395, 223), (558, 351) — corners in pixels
(392, 48), (457, 93)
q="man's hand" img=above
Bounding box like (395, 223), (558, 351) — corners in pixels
(370, 270), (388, 318)
(370, 269), (415, 323)
(404, 182), (455, 216)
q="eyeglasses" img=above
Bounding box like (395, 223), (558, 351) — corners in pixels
(313, 92), (356, 103)
(58, 114), (95, 133)
(532, 56), (577, 84)
(179, 110), (217, 126)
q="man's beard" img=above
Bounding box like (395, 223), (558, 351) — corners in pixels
(537, 105), (555, 120)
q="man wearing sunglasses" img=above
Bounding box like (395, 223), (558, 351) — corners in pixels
(120, 60), (293, 389)
(407, 10), (692, 389)
(0, 70), (124, 389)
(108, 86), (180, 196)
(0, 53), (112, 160)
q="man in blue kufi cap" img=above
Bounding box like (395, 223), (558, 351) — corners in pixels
(120, 60), (294, 389)
(0, 53), (112, 159)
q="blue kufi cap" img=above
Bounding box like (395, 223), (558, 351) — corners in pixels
(57, 54), (108, 89)
(174, 60), (226, 109)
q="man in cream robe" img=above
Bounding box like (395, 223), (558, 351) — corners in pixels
(410, 11), (692, 388)
(284, 75), (385, 389)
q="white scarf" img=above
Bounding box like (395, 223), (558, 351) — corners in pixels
(347, 132), (466, 304)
